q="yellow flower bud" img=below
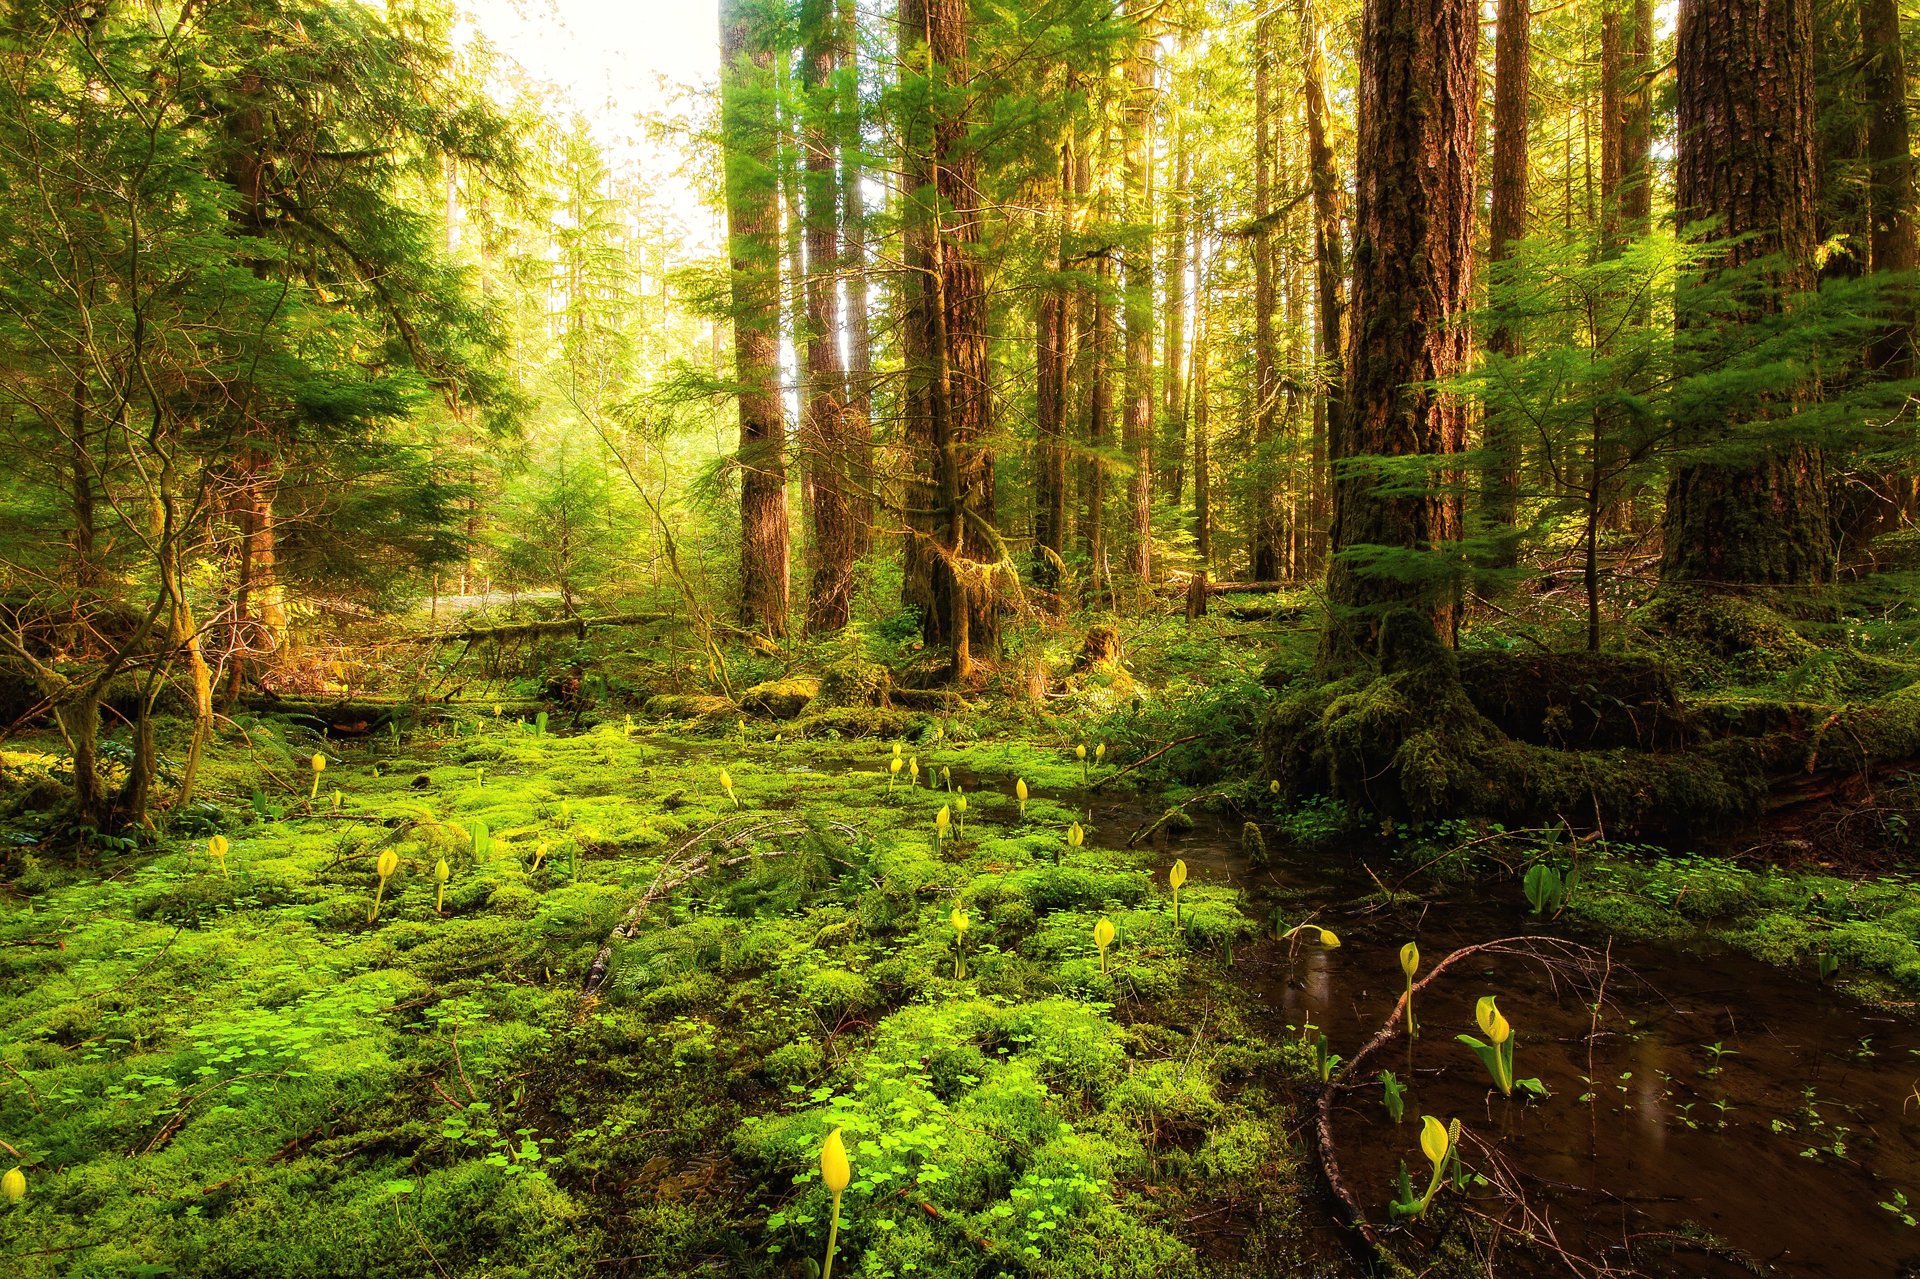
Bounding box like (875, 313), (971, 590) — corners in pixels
(951, 907), (968, 934)
(1169, 859), (1187, 890)
(820, 1128), (850, 1195)
(2, 1166), (22, 1202)
(1400, 942), (1420, 980)
(435, 858), (450, 884)
(376, 849), (399, 881)
(311, 753), (326, 773)
(1317, 928), (1341, 949)
(1093, 917), (1116, 949)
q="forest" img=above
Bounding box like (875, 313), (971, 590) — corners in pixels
(4, 0), (1920, 1274)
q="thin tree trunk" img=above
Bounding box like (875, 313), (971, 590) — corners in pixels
(837, 0), (875, 557)
(1122, 0), (1157, 583)
(1482, 0), (1530, 557)
(1194, 231), (1213, 569)
(721, 0), (791, 636)
(1322, 0), (1479, 665)
(1251, 8), (1283, 580)
(1035, 138), (1073, 589)
(1301, 0), (1347, 580)
(1077, 138), (1110, 572)
(1164, 116), (1189, 503)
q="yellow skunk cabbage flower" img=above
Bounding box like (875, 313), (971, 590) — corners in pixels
(1169, 858), (1188, 927)
(208, 834), (230, 879)
(719, 767), (740, 809)
(934, 805), (951, 850)
(1095, 742), (1106, 764)
(1066, 821), (1085, 849)
(2, 1166), (22, 1202)
(309, 752), (327, 800)
(369, 848), (400, 922)
(1317, 928), (1341, 949)
(893, 742), (903, 759)
(1016, 777), (1029, 816)
(1420, 1113), (1450, 1167)
(908, 756), (920, 787)
(1093, 917), (1116, 974)
(1269, 779), (1281, 794)
(820, 1128), (850, 1279)
(951, 907), (969, 977)
(331, 788), (342, 811)
(532, 841), (551, 872)
(888, 755), (903, 793)
(954, 789), (968, 831)
(1400, 942), (1420, 1036)
(951, 907), (969, 935)
(434, 858), (450, 914)
(1076, 742), (1088, 782)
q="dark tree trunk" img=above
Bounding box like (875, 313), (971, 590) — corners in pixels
(720, 0), (790, 637)
(1035, 140), (1073, 589)
(1077, 138), (1111, 575)
(1321, 0), (1479, 665)
(1481, 0), (1530, 554)
(1250, 9), (1284, 580)
(1122, 0), (1156, 583)
(900, 0), (998, 674)
(1814, 0), (1870, 281)
(1302, 0), (1346, 579)
(1842, 0), (1920, 541)
(1194, 230), (1213, 567)
(801, 0), (854, 633)
(1661, 0), (1833, 586)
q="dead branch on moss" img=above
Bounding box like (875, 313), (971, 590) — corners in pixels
(579, 815), (862, 998)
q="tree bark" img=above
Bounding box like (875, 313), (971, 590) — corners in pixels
(801, 0), (855, 633)
(1301, 0), (1347, 579)
(1164, 114), (1189, 503)
(1250, 8), (1284, 581)
(720, 0), (791, 637)
(1122, 0), (1157, 583)
(1481, 0), (1530, 553)
(1076, 140), (1111, 575)
(1194, 241), (1213, 569)
(1321, 0), (1479, 665)
(1035, 138), (1073, 589)
(1660, 0), (1833, 587)
(836, 0), (875, 557)
(900, 0), (999, 673)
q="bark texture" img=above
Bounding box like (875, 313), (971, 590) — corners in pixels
(1660, 0), (1833, 586)
(1321, 0), (1479, 665)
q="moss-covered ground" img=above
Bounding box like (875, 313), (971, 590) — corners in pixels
(0, 685), (1326, 1279)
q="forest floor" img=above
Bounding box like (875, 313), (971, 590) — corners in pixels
(3, 603), (1920, 1277)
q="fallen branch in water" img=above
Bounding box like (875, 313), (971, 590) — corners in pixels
(1312, 935), (1616, 1275)
(1091, 734), (1201, 792)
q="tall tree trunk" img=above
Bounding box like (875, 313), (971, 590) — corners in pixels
(1481, 0), (1530, 556)
(1815, 0), (1870, 281)
(900, 0), (998, 674)
(1661, 0), (1833, 587)
(721, 0), (791, 637)
(1164, 115), (1189, 503)
(801, 0), (855, 632)
(1077, 139), (1111, 575)
(1322, 0), (1479, 665)
(1035, 138), (1073, 589)
(1838, 0), (1920, 541)
(836, 0), (875, 557)
(1122, 0), (1157, 583)
(1250, 8), (1284, 580)
(1301, 0), (1347, 580)
(1193, 240), (1213, 569)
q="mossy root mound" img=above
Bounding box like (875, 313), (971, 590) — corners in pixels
(1261, 609), (1920, 838)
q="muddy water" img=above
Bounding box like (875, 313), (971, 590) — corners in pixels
(1132, 801), (1920, 1276)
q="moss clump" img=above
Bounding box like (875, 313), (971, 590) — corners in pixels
(1456, 650), (1688, 749)
(813, 656), (892, 709)
(790, 706), (925, 739)
(642, 693), (735, 721)
(736, 677), (820, 719)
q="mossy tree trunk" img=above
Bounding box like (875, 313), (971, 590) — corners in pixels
(1322, 0), (1478, 666)
(1480, 0), (1530, 559)
(1121, 0), (1157, 584)
(900, 0), (999, 676)
(1302, 0), (1346, 577)
(1660, 0), (1833, 588)
(1034, 137), (1073, 590)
